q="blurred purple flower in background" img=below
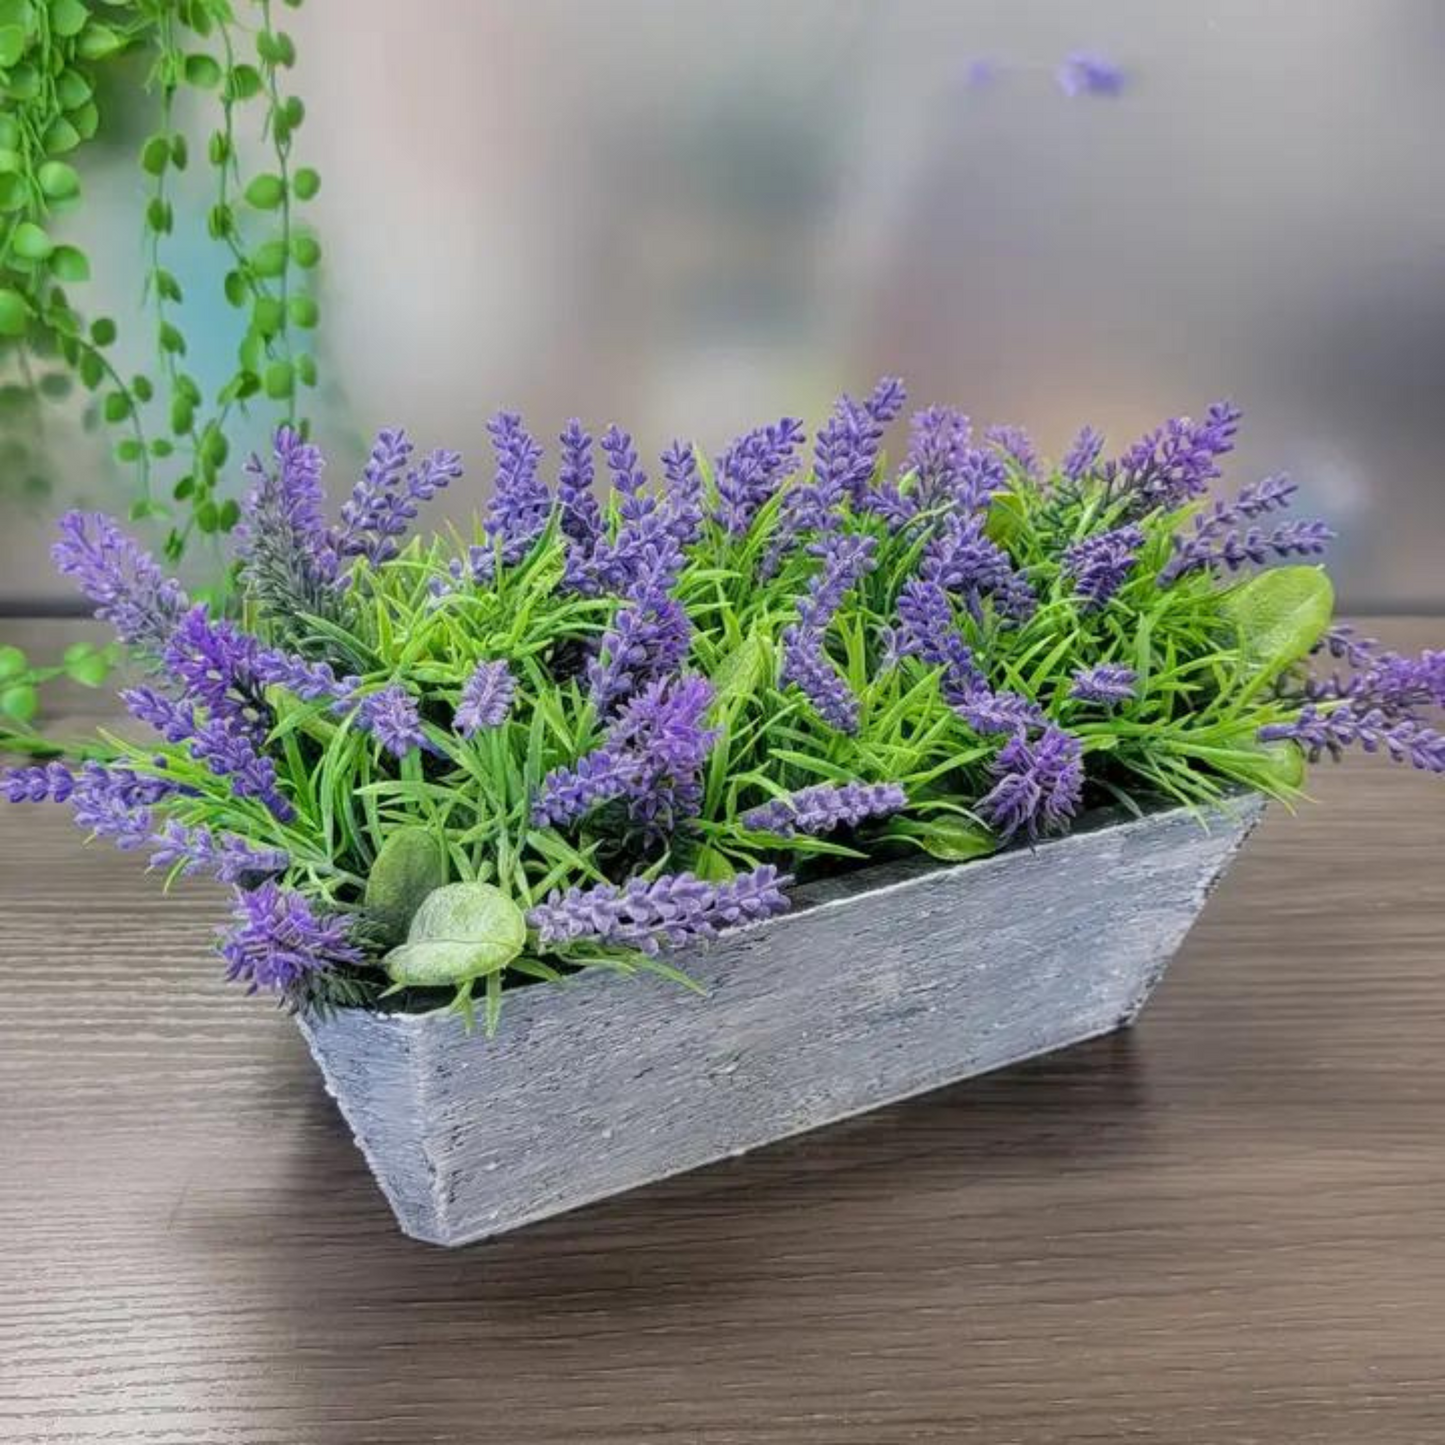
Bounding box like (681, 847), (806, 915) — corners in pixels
(1056, 51), (1127, 98)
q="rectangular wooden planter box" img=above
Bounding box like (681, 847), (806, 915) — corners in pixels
(299, 794), (1265, 1246)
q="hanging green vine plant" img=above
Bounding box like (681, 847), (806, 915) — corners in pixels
(0, 0), (322, 750)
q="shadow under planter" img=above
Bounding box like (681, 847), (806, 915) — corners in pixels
(299, 793), (1266, 1246)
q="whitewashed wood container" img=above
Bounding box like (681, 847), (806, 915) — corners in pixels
(299, 794), (1265, 1246)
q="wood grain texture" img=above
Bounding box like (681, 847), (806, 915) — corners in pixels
(303, 797), (1264, 1245)
(2, 618), (1443, 1444)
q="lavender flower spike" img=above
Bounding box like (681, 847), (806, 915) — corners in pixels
(1062, 524), (1144, 610)
(742, 781), (907, 837)
(529, 866), (791, 956)
(219, 882), (364, 994)
(894, 579), (985, 704)
(1260, 705), (1445, 773)
(481, 411), (550, 566)
(336, 429), (464, 565)
(781, 624), (860, 733)
(52, 511), (189, 652)
(356, 684), (429, 758)
(556, 419), (602, 551)
(985, 423), (1041, 480)
(1161, 518), (1334, 582)
(1114, 401), (1242, 515)
(149, 820), (288, 884)
(1060, 426), (1105, 483)
(455, 659), (516, 736)
(715, 417), (806, 535)
(1069, 663), (1138, 707)
(957, 689), (1045, 736)
(977, 726), (1085, 840)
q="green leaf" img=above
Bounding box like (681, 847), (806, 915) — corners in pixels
(288, 293), (318, 328)
(252, 239), (287, 277)
(140, 133), (170, 176)
(0, 644), (27, 681)
(11, 221), (52, 260)
(252, 295), (283, 336)
(55, 68), (91, 110)
(263, 359), (293, 399)
(102, 390), (132, 423)
(64, 649), (109, 687)
(384, 883), (527, 987)
(365, 827), (449, 946)
(225, 63), (262, 100)
(76, 23), (122, 59)
(43, 117), (82, 154)
(184, 52), (222, 88)
(0, 24), (25, 67)
(290, 233), (320, 268)
(1222, 566), (1334, 676)
(222, 269), (247, 307)
(0, 172), (24, 210)
(885, 816), (999, 863)
(244, 173), (284, 210)
(292, 166), (320, 200)
(89, 316), (116, 346)
(48, 245), (89, 281)
(50, 0), (88, 36)
(37, 160), (79, 200)
(0, 288), (28, 336)
(0, 683), (38, 722)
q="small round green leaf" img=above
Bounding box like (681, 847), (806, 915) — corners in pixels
(0, 24), (26, 68)
(288, 293), (318, 328)
(252, 295), (283, 335)
(76, 23), (122, 60)
(384, 883), (527, 987)
(48, 245), (89, 282)
(289, 233), (320, 268)
(0, 683), (38, 722)
(184, 52), (222, 88)
(292, 166), (320, 200)
(0, 288), (28, 336)
(55, 68), (92, 110)
(64, 650), (110, 686)
(102, 390), (132, 423)
(0, 644), (27, 681)
(222, 269), (247, 307)
(244, 172), (284, 210)
(90, 315), (116, 345)
(262, 359), (293, 399)
(252, 239), (287, 276)
(11, 221), (52, 260)
(37, 160), (79, 200)
(50, 0), (89, 38)
(43, 117), (82, 154)
(140, 134), (169, 176)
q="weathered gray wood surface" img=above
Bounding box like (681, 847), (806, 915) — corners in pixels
(302, 796), (1265, 1245)
(4, 618), (1444, 1444)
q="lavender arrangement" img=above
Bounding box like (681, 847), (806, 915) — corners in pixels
(5, 382), (1441, 1029)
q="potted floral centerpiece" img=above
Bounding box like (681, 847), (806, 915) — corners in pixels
(5, 381), (1441, 1245)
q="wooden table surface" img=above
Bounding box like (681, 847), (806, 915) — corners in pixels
(2, 619), (1443, 1444)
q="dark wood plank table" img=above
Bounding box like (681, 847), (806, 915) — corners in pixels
(3, 619), (1443, 1444)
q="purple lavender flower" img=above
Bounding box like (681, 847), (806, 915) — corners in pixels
(335, 429), (464, 565)
(219, 882), (363, 994)
(1315, 623), (1379, 671)
(660, 439), (705, 548)
(767, 384), (897, 569)
(715, 417), (807, 535)
(1306, 648), (1445, 717)
(149, 820), (288, 884)
(1069, 663), (1137, 707)
(741, 781), (907, 837)
(589, 591), (691, 714)
(1060, 425), (1105, 483)
(797, 533), (877, 629)
(455, 659), (516, 736)
(1260, 705), (1445, 773)
(1062, 524), (1145, 610)
(556, 419), (602, 552)
(781, 624), (859, 733)
(1113, 401), (1242, 515)
(957, 689), (1045, 736)
(871, 404), (977, 524)
(921, 513), (1036, 621)
(600, 424), (652, 523)
(237, 427), (341, 612)
(355, 685), (428, 758)
(52, 511), (189, 652)
(480, 411), (550, 566)
(2, 761), (78, 803)
(251, 649), (358, 705)
(1161, 519), (1334, 581)
(122, 686), (293, 818)
(977, 726), (1085, 840)
(1056, 51), (1127, 97)
(529, 865), (791, 956)
(985, 423), (1041, 480)
(894, 579), (985, 704)
(536, 675), (717, 837)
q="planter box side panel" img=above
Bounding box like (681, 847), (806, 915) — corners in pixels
(305, 797), (1263, 1245)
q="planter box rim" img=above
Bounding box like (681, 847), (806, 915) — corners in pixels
(340, 788), (1263, 1032)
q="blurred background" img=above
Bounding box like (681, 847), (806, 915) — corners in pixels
(3, 0), (1443, 611)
